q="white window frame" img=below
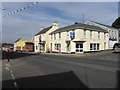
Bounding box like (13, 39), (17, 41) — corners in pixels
(90, 43), (99, 51)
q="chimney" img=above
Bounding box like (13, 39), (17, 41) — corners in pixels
(41, 26), (45, 30)
(74, 22), (79, 24)
(52, 21), (58, 27)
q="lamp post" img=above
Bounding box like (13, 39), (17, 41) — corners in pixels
(39, 35), (41, 53)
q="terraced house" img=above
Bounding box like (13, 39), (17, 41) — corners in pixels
(49, 22), (109, 53)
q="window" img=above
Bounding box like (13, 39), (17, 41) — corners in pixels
(59, 32), (61, 39)
(54, 44), (57, 50)
(54, 33), (56, 40)
(97, 44), (99, 50)
(114, 31), (116, 39)
(90, 43), (99, 51)
(98, 32), (100, 39)
(54, 43), (61, 50)
(84, 30), (86, 38)
(94, 44), (96, 50)
(90, 31), (92, 39)
(76, 43), (83, 52)
(90, 44), (93, 50)
(104, 33), (106, 40)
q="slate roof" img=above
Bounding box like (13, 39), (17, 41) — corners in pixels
(35, 26), (52, 36)
(14, 38), (22, 43)
(88, 21), (119, 30)
(50, 22), (108, 34)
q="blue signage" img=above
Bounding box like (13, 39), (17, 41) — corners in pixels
(70, 31), (75, 39)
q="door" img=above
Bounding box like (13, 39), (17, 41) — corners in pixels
(76, 43), (83, 52)
(51, 43), (52, 52)
(67, 44), (70, 53)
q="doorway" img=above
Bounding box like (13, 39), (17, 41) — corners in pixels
(76, 43), (83, 52)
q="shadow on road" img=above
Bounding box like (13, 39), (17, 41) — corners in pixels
(2, 51), (37, 60)
(2, 71), (88, 89)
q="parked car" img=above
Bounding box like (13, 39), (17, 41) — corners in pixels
(113, 43), (120, 53)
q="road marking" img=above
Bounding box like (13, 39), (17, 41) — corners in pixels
(14, 81), (19, 90)
(4, 61), (19, 89)
(11, 73), (14, 77)
(5, 63), (10, 70)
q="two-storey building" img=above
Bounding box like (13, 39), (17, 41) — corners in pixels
(34, 22), (59, 53)
(49, 22), (109, 53)
(85, 21), (119, 49)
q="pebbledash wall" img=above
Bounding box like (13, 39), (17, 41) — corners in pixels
(49, 22), (109, 53)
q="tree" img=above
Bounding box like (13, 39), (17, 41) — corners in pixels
(112, 17), (120, 29)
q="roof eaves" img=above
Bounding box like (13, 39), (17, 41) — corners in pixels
(35, 26), (52, 36)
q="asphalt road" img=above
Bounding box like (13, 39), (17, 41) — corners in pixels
(2, 51), (119, 89)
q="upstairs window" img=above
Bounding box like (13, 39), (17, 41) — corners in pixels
(59, 32), (61, 39)
(90, 31), (92, 39)
(98, 32), (100, 39)
(84, 30), (86, 38)
(104, 33), (106, 40)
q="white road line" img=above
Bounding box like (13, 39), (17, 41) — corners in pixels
(5, 66), (10, 70)
(14, 82), (18, 88)
(4, 60), (18, 89)
(11, 73), (14, 77)
(10, 70), (13, 73)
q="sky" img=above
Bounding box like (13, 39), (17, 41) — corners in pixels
(2, 2), (118, 43)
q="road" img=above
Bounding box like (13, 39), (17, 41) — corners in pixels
(2, 51), (119, 89)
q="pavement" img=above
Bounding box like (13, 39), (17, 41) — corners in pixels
(2, 50), (119, 89)
(27, 50), (116, 57)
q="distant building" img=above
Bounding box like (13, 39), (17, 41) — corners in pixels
(14, 38), (22, 51)
(85, 21), (119, 49)
(50, 22), (109, 53)
(14, 38), (34, 52)
(34, 22), (59, 53)
(2, 43), (14, 51)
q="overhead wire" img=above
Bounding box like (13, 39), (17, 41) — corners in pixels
(2, 2), (39, 18)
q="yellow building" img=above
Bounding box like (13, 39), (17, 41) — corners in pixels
(14, 38), (35, 52)
(49, 22), (109, 53)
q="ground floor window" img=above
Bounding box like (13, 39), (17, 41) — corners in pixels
(76, 43), (83, 52)
(54, 43), (61, 50)
(97, 44), (99, 50)
(90, 43), (99, 51)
